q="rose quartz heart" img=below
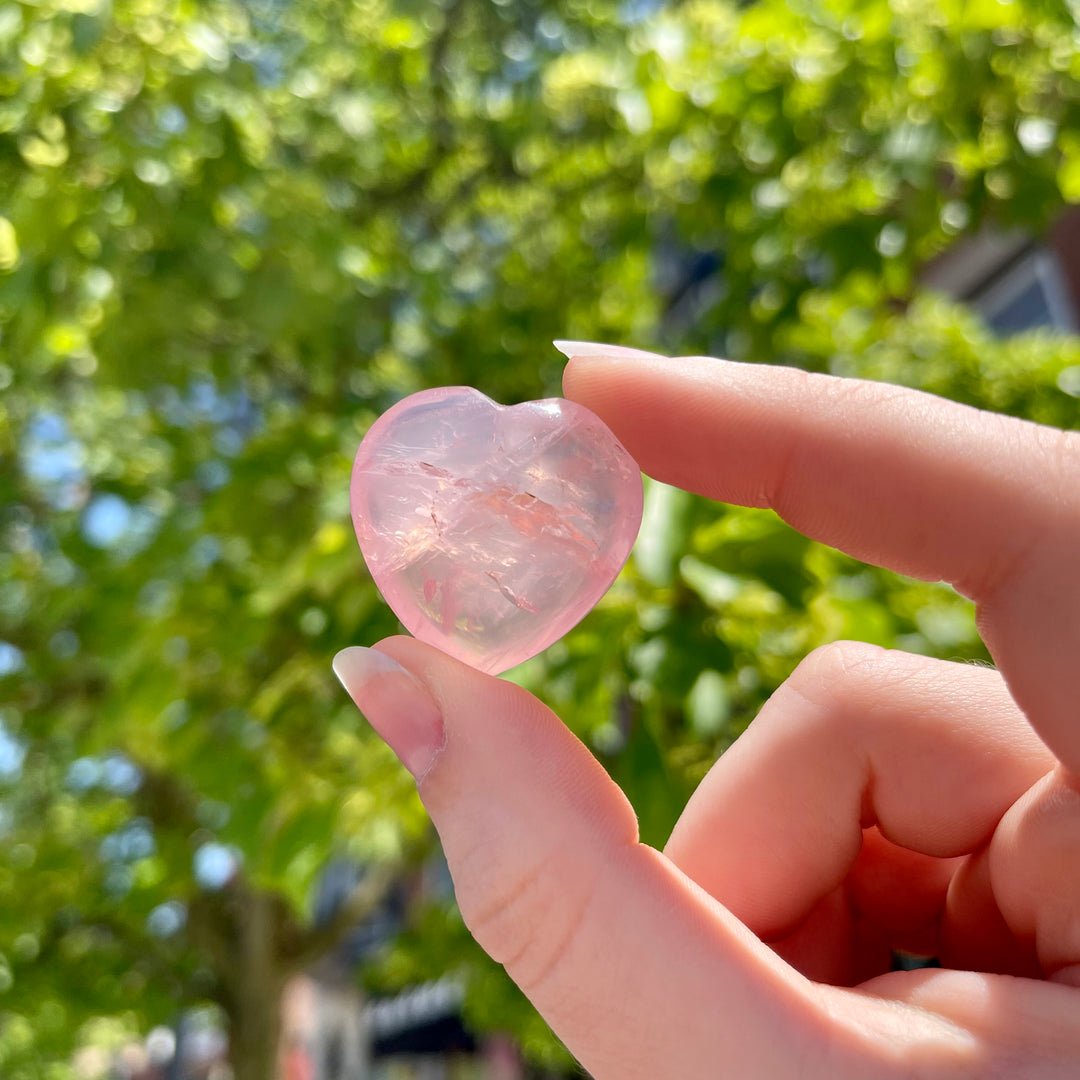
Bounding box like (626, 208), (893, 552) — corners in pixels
(350, 387), (643, 674)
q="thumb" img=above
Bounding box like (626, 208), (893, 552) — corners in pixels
(333, 638), (826, 1079)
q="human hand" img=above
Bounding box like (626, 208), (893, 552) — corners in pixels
(334, 345), (1080, 1079)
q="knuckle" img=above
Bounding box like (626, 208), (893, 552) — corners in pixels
(453, 844), (595, 998)
(992, 769), (1080, 975)
(1045, 426), (1080, 518)
(786, 640), (888, 708)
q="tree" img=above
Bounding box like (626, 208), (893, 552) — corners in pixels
(1, 0), (1078, 1074)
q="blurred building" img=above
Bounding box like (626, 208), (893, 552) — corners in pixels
(279, 970), (529, 1080)
(662, 207), (1080, 344)
(273, 857), (536, 1080)
(922, 208), (1080, 336)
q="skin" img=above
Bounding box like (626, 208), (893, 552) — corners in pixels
(342, 347), (1080, 1079)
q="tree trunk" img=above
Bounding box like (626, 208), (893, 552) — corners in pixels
(224, 892), (286, 1080)
(228, 980), (284, 1080)
(191, 873), (385, 1079)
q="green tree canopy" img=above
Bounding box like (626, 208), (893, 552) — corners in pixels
(1, 0), (1079, 1074)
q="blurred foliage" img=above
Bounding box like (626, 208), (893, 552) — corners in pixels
(1, 0), (1079, 1073)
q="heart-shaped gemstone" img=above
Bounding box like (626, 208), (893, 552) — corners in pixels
(350, 387), (643, 674)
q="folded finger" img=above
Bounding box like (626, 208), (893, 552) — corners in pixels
(664, 643), (1053, 943)
(988, 766), (1080, 983)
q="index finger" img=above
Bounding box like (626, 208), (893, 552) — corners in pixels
(559, 344), (1080, 771)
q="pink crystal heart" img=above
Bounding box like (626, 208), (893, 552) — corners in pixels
(350, 387), (643, 674)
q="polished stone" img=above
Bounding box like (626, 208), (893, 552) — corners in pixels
(350, 387), (643, 673)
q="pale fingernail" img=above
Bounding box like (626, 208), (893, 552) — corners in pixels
(552, 340), (666, 361)
(332, 647), (445, 781)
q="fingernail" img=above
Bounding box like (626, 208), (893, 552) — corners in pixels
(552, 340), (665, 361)
(332, 647), (445, 781)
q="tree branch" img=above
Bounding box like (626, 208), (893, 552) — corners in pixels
(353, 0), (470, 214)
(285, 862), (398, 972)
